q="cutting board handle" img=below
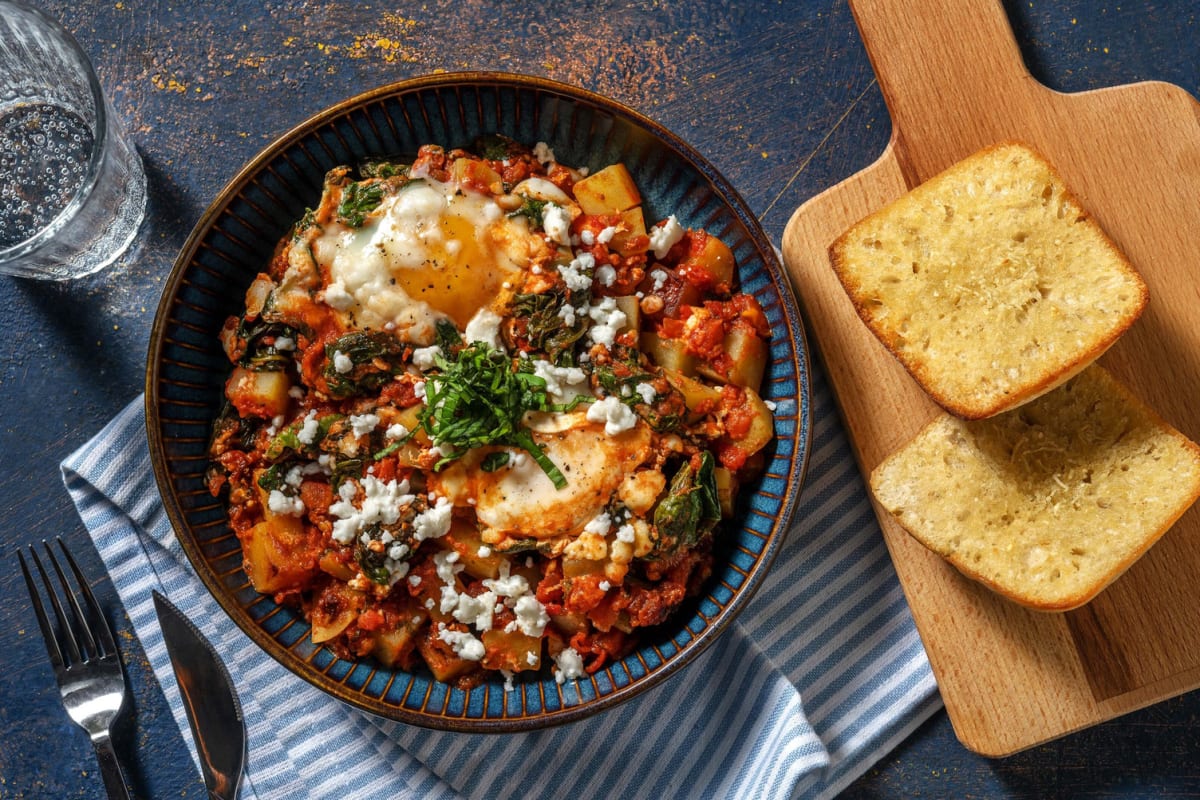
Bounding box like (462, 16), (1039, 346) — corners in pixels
(848, 0), (1035, 177)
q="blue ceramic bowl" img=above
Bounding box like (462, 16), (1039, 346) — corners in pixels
(146, 72), (811, 731)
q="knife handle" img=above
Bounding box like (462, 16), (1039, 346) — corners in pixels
(91, 732), (132, 800)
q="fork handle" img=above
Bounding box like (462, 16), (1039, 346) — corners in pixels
(91, 732), (132, 800)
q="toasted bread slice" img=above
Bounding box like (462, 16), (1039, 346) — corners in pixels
(870, 365), (1200, 611)
(830, 142), (1148, 419)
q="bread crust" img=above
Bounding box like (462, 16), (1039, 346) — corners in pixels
(829, 141), (1148, 420)
(869, 366), (1200, 610)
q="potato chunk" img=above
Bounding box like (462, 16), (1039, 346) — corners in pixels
(226, 366), (290, 418)
(573, 164), (641, 215)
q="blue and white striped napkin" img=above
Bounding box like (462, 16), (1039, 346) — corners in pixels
(61, 361), (940, 800)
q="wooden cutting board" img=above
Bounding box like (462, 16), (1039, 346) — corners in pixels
(781, 0), (1200, 757)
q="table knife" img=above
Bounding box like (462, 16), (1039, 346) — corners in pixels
(152, 591), (246, 800)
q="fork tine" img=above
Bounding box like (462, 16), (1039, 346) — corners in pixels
(55, 536), (117, 658)
(46, 538), (103, 660)
(18, 548), (65, 670)
(27, 542), (85, 666)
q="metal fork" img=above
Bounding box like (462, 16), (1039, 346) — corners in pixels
(19, 537), (132, 800)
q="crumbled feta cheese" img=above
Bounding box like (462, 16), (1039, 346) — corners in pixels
(477, 545), (492, 558)
(323, 280), (355, 311)
(587, 396), (638, 435)
(595, 264), (617, 287)
(598, 580), (611, 592)
(649, 215), (684, 259)
(287, 386), (305, 400)
(464, 308), (505, 351)
(273, 336), (295, 351)
(557, 303), (577, 327)
(386, 423), (409, 439)
(437, 625), (485, 661)
(452, 590), (499, 632)
(585, 296), (627, 347)
(411, 344), (442, 370)
(267, 489), (305, 516)
(634, 382), (657, 405)
(615, 523), (636, 543)
(542, 203), (572, 246)
(480, 563), (549, 637)
(764, 399), (778, 412)
(349, 413), (380, 437)
(583, 511), (612, 537)
(558, 253), (595, 292)
(531, 360), (590, 404)
(385, 560), (410, 585)
(295, 411), (320, 445)
(596, 225), (618, 244)
(414, 381), (426, 400)
(333, 350), (353, 374)
(533, 141), (556, 165)
(512, 595), (550, 638)
(328, 476), (416, 545)
(484, 568), (530, 599)
(580, 229), (595, 246)
(554, 647), (586, 684)
(412, 496), (453, 542)
(650, 268), (669, 291)
(283, 465), (305, 488)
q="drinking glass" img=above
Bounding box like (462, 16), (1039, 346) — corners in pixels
(0, 1), (147, 279)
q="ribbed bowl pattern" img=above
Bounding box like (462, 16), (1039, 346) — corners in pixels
(146, 72), (811, 731)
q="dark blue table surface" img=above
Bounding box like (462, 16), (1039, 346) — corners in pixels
(2, 1), (1198, 797)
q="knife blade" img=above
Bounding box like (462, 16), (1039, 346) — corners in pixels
(152, 590), (246, 800)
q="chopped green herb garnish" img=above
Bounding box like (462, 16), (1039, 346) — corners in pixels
(480, 451), (510, 472)
(373, 441), (403, 461)
(418, 343), (568, 489)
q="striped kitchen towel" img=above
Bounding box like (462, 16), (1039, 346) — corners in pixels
(61, 361), (940, 800)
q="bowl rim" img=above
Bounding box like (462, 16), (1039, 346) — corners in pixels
(145, 70), (812, 731)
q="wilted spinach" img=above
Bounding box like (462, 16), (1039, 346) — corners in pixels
(322, 331), (408, 398)
(650, 452), (721, 558)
